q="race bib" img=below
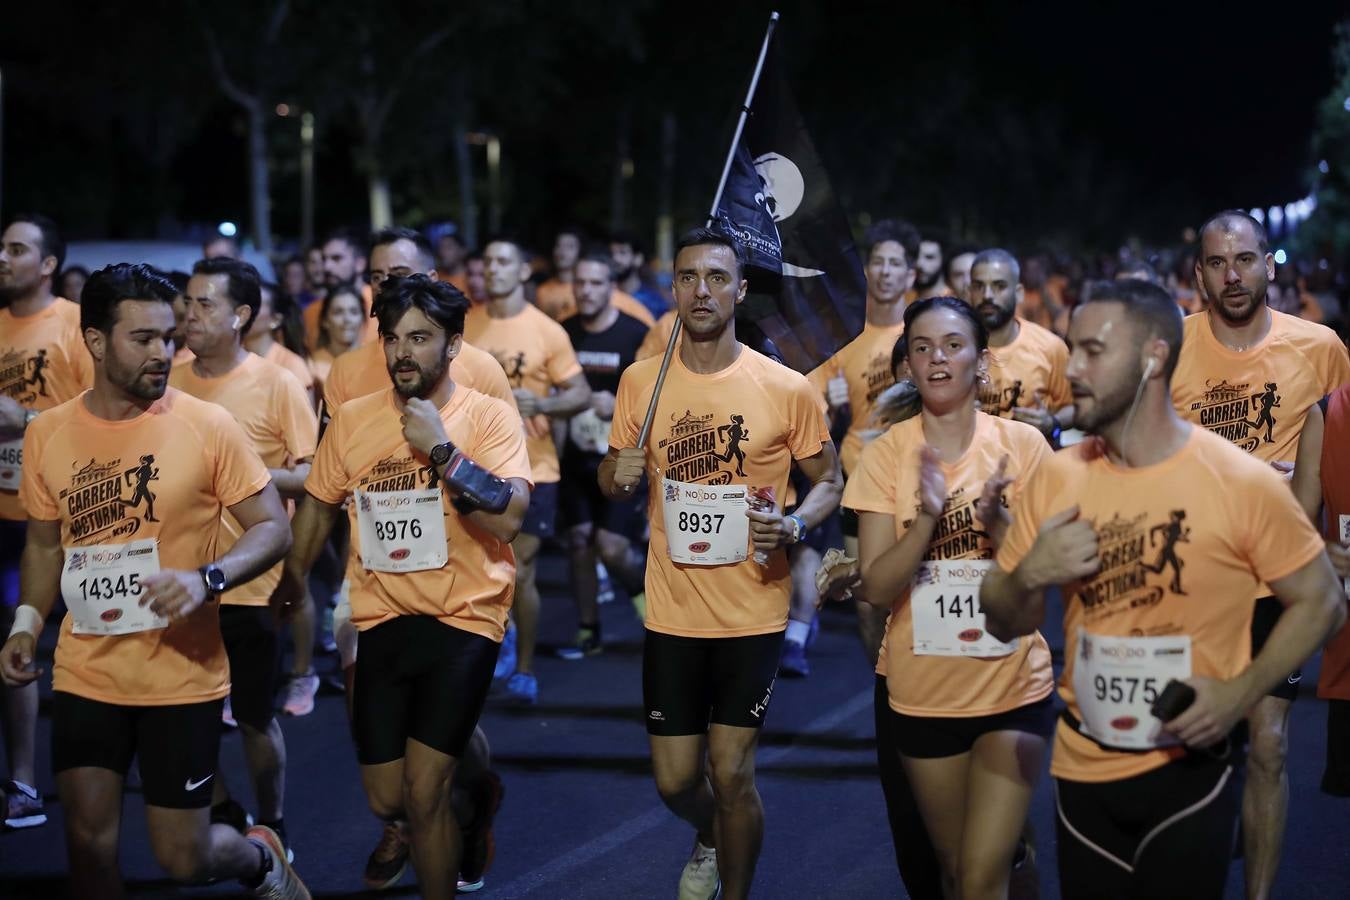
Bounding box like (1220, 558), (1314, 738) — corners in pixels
(60, 539), (167, 636)
(355, 488), (448, 573)
(569, 408), (612, 454)
(1071, 630), (1192, 750)
(1340, 515), (1349, 598)
(662, 477), (750, 566)
(909, 560), (1018, 657)
(0, 437), (21, 491)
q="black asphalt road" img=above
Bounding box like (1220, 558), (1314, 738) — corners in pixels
(2, 552), (1348, 898)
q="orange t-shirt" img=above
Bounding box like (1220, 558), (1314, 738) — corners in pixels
(305, 387), (533, 641)
(637, 311), (679, 362)
(21, 390), (271, 705)
(0, 298), (94, 519)
(321, 337), (517, 414)
(259, 341), (314, 392)
(978, 318), (1072, 419)
(846, 414), (1054, 717)
(464, 303), (583, 484)
(169, 355), (318, 606)
(303, 283), (378, 351)
(611, 346), (831, 637)
(1172, 310), (1350, 465)
(173, 346), (196, 368)
(1318, 386), (1350, 702)
(996, 427), (1325, 782)
(807, 321), (905, 474)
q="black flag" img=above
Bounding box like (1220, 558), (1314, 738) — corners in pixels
(712, 45), (866, 374)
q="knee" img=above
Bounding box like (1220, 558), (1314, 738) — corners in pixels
(1249, 722), (1290, 777)
(595, 533), (629, 566)
(402, 767), (454, 824)
(151, 834), (211, 884)
(65, 815), (119, 861)
(707, 758), (755, 805)
(567, 527), (593, 556)
(366, 784), (404, 822)
(653, 768), (702, 806)
(957, 853), (1009, 900)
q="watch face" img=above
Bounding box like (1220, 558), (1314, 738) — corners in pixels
(205, 567), (226, 591)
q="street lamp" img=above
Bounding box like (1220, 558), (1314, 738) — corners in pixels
(467, 131), (502, 235)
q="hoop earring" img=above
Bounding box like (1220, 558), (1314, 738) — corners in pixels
(978, 372), (990, 385)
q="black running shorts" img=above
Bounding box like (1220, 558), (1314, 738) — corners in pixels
(353, 615), (499, 764)
(51, 691), (224, 809)
(520, 481), (559, 539)
(1251, 596), (1302, 701)
(890, 693), (1056, 759)
(643, 629), (784, 736)
(219, 604), (281, 731)
(1055, 753), (1245, 900)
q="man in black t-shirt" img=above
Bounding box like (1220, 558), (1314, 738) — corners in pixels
(559, 253), (650, 658)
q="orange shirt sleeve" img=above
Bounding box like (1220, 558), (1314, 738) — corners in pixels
(306, 406), (351, 505)
(275, 371), (320, 461)
(996, 450), (1059, 573)
(1234, 461), (1327, 585)
(469, 398), (534, 486)
(18, 416), (60, 521)
(841, 434), (898, 513)
(610, 366), (644, 449)
(544, 325), (584, 387)
(785, 371), (832, 460)
(1318, 340), (1350, 394)
(1046, 338), (1073, 411)
(206, 405), (272, 507)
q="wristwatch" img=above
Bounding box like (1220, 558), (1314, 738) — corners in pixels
(199, 563), (227, 596)
(786, 514), (807, 544)
(429, 441), (456, 467)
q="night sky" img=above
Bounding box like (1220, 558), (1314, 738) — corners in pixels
(0, 1), (1343, 252)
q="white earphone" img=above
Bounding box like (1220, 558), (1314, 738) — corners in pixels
(232, 315), (241, 329)
(1143, 358), (1156, 377)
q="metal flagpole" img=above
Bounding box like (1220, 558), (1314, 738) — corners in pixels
(635, 10), (780, 448)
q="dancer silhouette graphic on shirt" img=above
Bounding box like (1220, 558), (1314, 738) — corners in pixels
(717, 415), (750, 477)
(502, 352), (527, 389)
(1142, 510), (1190, 594)
(122, 454), (160, 523)
(25, 349), (49, 397)
(1246, 383), (1280, 443)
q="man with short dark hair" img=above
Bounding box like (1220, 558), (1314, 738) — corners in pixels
(170, 257), (318, 855)
(558, 252), (649, 659)
(912, 232), (950, 301)
(1, 262), (306, 897)
(305, 229), (374, 350)
(601, 227), (841, 900)
(1172, 210), (1350, 900)
(983, 277), (1344, 899)
(535, 227), (585, 320)
(465, 237), (592, 705)
(611, 230), (668, 318)
(0, 212), (91, 829)
(275, 274), (531, 898)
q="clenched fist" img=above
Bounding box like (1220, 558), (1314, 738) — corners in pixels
(611, 447), (646, 494)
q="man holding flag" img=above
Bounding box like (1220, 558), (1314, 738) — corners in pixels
(600, 228), (841, 900)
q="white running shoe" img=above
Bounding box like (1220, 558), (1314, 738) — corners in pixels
(677, 840), (720, 900)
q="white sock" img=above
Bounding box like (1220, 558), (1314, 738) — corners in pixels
(785, 620), (811, 645)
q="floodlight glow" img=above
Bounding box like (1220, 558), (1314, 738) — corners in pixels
(1274, 249), (1287, 265)
(218, 222), (238, 237)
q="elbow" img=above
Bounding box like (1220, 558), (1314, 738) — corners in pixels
(857, 573), (890, 611)
(270, 521), (294, 563)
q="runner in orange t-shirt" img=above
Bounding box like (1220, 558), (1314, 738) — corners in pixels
(601, 229), (841, 900)
(274, 275), (531, 898)
(171, 257), (318, 847)
(533, 227), (583, 320)
(1171, 210), (1350, 898)
(0, 214), (94, 828)
(465, 237), (591, 705)
(808, 219), (920, 670)
(308, 282), (366, 396)
(981, 279), (1342, 899)
(968, 249), (1075, 441)
(637, 309), (679, 361)
(244, 280), (315, 404)
(847, 297), (1054, 899)
(0, 263), (305, 897)
(331, 227), (520, 891)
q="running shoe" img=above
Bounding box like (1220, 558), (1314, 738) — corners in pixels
(778, 640), (810, 677)
(556, 627), (602, 661)
(458, 771), (505, 892)
(245, 824), (310, 899)
(677, 840), (720, 900)
(493, 625), (517, 680)
(222, 696), (239, 729)
(281, 671), (319, 717)
(211, 797), (254, 833)
(3, 780), (46, 829)
(363, 820), (411, 890)
(504, 672), (538, 705)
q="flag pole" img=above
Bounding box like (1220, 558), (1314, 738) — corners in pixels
(635, 10), (780, 447)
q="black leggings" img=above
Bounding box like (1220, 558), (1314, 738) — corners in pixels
(874, 676), (943, 899)
(1055, 753), (1244, 899)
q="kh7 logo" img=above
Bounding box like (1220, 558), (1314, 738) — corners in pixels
(958, 629), (984, 642)
(100, 609), (123, 623)
(1111, 716), (1139, 731)
(388, 549), (411, 561)
(687, 542), (712, 553)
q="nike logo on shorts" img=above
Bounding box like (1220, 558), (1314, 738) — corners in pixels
(184, 774), (214, 791)
(1288, 673), (1302, 686)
